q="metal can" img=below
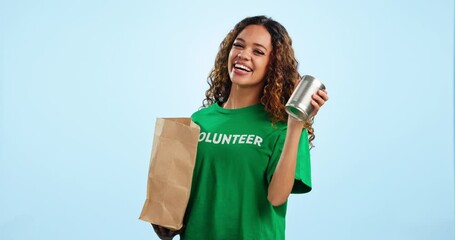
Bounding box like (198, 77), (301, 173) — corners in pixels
(285, 75), (326, 121)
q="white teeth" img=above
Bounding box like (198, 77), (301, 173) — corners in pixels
(234, 64), (252, 72)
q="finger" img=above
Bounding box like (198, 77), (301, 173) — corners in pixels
(310, 100), (319, 117)
(312, 100), (320, 109)
(312, 93), (325, 106)
(318, 90), (329, 101)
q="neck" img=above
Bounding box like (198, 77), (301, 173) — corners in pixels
(223, 84), (262, 109)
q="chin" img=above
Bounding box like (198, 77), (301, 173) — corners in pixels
(232, 80), (264, 89)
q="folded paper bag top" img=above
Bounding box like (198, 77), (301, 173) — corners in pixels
(139, 117), (200, 231)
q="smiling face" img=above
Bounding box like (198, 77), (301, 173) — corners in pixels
(227, 24), (273, 89)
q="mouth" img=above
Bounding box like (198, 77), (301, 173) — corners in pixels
(233, 63), (252, 73)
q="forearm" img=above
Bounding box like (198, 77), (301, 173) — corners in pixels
(267, 121), (303, 206)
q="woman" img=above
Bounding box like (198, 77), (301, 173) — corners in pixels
(153, 15), (328, 240)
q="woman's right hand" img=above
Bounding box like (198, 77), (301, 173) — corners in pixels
(151, 223), (184, 240)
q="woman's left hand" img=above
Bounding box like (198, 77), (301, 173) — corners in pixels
(310, 89), (329, 117)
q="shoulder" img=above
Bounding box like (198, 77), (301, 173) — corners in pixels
(191, 103), (217, 120)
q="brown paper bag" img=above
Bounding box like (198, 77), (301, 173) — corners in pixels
(139, 117), (200, 230)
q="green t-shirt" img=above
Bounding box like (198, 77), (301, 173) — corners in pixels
(181, 102), (312, 240)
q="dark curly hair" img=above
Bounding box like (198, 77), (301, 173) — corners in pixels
(202, 15), (315, 146)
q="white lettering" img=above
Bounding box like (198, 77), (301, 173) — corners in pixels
(198, 132), (206, 142)
(232, 135), (241, 144)
(205, 132), (212, 143)
(239, 135), (247, 144)
(212, 133), (222, 144)
(198, 132), (262, 147)
(222, 134), (231, 144)
(253, 136), (263, 147)
(246, 135), (254, 144)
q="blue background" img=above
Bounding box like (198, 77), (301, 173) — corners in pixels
(1, 0), (453, 239)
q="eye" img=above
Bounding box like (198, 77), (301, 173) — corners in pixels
(232, 42), (244, 48)
(254, 49), (265, 55)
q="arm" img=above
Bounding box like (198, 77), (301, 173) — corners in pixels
(267, 90), (329, 206)
(267, 117), (304, 206)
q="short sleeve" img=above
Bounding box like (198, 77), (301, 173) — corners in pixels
(266, 128), (312, 194)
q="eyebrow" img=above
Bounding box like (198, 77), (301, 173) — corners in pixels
(235, 38), (269, 51)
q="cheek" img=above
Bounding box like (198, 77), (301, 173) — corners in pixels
(257, 59), (270, 73)
(227, 51), (235, 68)
(228, 48), (235, 57)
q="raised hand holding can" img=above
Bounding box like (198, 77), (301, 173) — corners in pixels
(285, 75), (326, 122)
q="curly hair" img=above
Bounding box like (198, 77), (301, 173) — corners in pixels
(202, 15), (315, 147)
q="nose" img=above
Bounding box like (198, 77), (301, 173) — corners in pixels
(237, 50), (250, 60)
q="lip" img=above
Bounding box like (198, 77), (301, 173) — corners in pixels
(232, 60), (253, 76)
(232, 67), (250, 76)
